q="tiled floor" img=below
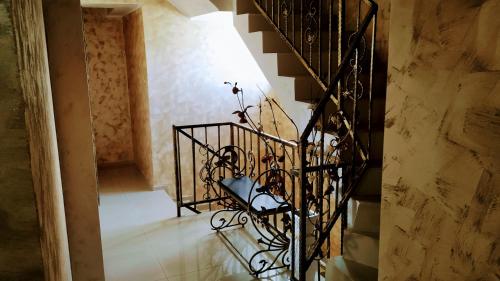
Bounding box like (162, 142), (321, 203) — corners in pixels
(97, 165), (289, 281)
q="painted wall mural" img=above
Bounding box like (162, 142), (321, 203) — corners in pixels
(83, 8), (135, 165)
(380, 0), (500, 279)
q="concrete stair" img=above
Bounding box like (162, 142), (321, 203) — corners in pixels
(325, 256), (378, 281)
(233, 1), (314, 129)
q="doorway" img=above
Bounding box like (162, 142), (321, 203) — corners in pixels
(82, 5), (153, 189)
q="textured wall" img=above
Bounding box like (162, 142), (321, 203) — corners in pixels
(43, 0), (105, 280)
(380, 0), (500, 280)
(0, 1), (44, 280)
(10, 0), (72, 280)
(80, 0), (299, 195)
(142, 2), (281, 193)
(83, 8), (135, 165)
(124, 9), (154, 186)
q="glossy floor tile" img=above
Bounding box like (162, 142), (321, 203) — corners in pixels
(97, 165), (290, 281)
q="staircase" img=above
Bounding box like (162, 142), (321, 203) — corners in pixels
(171, 0), (386, 279)
(232, 0), (385, 280)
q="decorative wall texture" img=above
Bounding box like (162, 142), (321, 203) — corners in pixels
(380, 0), (500, 279)
(80, 0), (302, 195)
(141, 3), (278, 192)
(0, 1), (44, 280)
(10, 0), (72, 280)
(83, 8), (135, 165)
(124, 9), (154, 186)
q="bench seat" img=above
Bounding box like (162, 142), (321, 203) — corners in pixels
(218, 176), (291, 216)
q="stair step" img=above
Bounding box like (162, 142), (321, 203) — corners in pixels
(325, 256), (378, 281)
(296, 70), (388, 104)
(317, 126), (383, 162)
(353, 166), (382, 197)
(343, 96), (387, 127)
(291, 30), (337, 50)
(352, 199), (380, 234)
(343, 230), (379, 268)
(345, 129), (385, 162)
(294, 76), (324, 103)
(248, 13), (273, 32)
(277, 52), (308, 76)
(352, 195), (381, 202)
(352, 71), (388, 98)
(316, 97), (386, 131)
(235, 0), (260, 14)
(262, 31), (290, 53)
(211, 0), (233, 11)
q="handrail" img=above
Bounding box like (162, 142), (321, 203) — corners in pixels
(176, 122), (298, 148)
(232, 122), (298, 148)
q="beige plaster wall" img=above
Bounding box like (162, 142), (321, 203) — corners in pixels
(43, 0), (105, 280)
(124, 8), (154, 185)
(81, 0), (295, 194)
(10, 0), (73, 280)
(0, 1), (44, 280)
(141, 3), (280, 193)
(83, 8), (135, 165)
(380, 0), (500, 280)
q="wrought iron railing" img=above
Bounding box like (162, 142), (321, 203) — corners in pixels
(173, 0), (379, 279)
(173, 122), (300, 276)
(252, 0), (378, 280)
(173, 122), (297, 214)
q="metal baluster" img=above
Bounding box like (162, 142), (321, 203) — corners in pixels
(218, 125), (222, 199)
(338, 0), (345, 105)
(291, 0), (295, 45)
(257, 134), (261, 184)
(300, 0), (303, 55)
(230, 124), (234, 177)
(243, 129), (247, 175)
(299, 139), (308, 281)
(250, 130), (253, 175)
(237, 127), (241, 170)
(191, 128), (197, 210)
(173, 126), (181, 217)
(318, 0), (322, 80)
(328, 0), (333, 84)
(367, 14), (376, 161)
(271, 0), (274, 21)
(205, 126), (210, 211)
(277, 0), (280, 29)
(319, 112), (325, 258)
(273, 141), (277, 165)
(265, 139), (269, 171)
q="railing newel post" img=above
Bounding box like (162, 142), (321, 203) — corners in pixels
(173, 125), (182, 217)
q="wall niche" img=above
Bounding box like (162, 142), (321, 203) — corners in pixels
(83, 5), (153, 186)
